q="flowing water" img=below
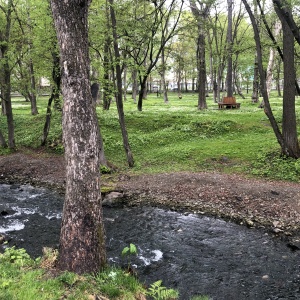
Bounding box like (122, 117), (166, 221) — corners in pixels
(0, 184), (300, 300)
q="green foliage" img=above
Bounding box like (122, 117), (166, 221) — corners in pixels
(100, 165), (112, 174)
(94, 267), (143, 299)
(250, 151), (300, 181)
(0, 246), (32, 266)
(146, 280), (179, 300)
(121, 243), (138, 270)
(121, 243), (138, 257)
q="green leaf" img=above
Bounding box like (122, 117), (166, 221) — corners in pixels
(129, 243), (137, 255)
(121, 246), (130, 257)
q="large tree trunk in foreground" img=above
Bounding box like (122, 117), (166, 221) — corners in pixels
(50, 0), (106, 274)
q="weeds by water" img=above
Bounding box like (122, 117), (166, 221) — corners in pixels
(2, 246), (213, 300)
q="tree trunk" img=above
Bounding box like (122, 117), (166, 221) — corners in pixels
(28, 58), (38, 115)
(132, 70), (138, 103)
(1, 0), (15, 149)
(109, 0), (134, 167)
(196, 31), (207, 109)
(123, 66), (127, 102)
(275, 58), (282, 97)
(252, 57), (259, 103)
(103, 36), (112, 110)
(189, 0), (208, 109)
(0, 130), (7, 148)
(226, 0), (233, 97)
(138, 75), (147, 111)
(257, 0), (300, 96)
(50, 0), (106, 274)
(177, 68), (182, 99)
(259, 21), (282, 108)
(275, 4), (300, 158)
(161, 48), (169, 103)
(272, 0), (300, 45)
(41, 52), (61, 146)
(242, 0), (295, 158)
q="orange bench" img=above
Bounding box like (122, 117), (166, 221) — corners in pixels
(218, 96), (240, 109)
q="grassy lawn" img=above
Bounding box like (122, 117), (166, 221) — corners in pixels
(1, 91), (300, 181)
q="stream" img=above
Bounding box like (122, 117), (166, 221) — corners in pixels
(0, 183), (300, 300)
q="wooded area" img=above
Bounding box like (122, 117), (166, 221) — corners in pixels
(1, 0), (300, 274)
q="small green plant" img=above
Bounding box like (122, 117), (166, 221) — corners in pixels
(95, 267), (143, 299)
(100, 165), (111, 174)
(146, 280), (179, 300)
(121, 243), (138, 257)
(121, 243), (138, 270)
(58, 271), (78, 287)
(0, 246), (32, 266)
(190, 296), (211, 300)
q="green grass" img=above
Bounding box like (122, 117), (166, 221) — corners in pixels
(0, 246), (145, 300)
(1, 92), (300, 181)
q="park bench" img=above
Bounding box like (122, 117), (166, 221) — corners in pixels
(218, 96), (240, 109)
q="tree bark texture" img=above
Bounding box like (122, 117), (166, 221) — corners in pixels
(0, 0), (15, 149)
(41, 51), (61, 146)
(109, 0), (134, 167)
(257, 0), (300, 96)
(196, 31), (207, 109)
(102, 4), (112, 111)
(50, 0), (106, 274)
(28, 58), (38, 115)
(272, 0), (300, 45)
(189, 0), (209, 109)
(0, 129), (7, 148)
(160, 48), (169, 103)
(265, 21), (281, 100)
(226, 0), (233, 97)
(275, 4), (300, 158)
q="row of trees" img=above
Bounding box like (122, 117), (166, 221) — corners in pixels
(1, 0), (300, 274)
(1, 1), (299, 116)
(1, 1), (298, 115)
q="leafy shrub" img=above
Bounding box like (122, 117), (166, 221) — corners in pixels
(95, 267), (142, 299)
(0, 246), (32, 266)
(250, 151), (300, 181)
(146, 280), (179, 300)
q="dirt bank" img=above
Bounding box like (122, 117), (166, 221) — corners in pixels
(1, 150), (300, 242)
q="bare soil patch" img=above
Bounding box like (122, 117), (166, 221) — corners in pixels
(1, 150), (300, 241)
